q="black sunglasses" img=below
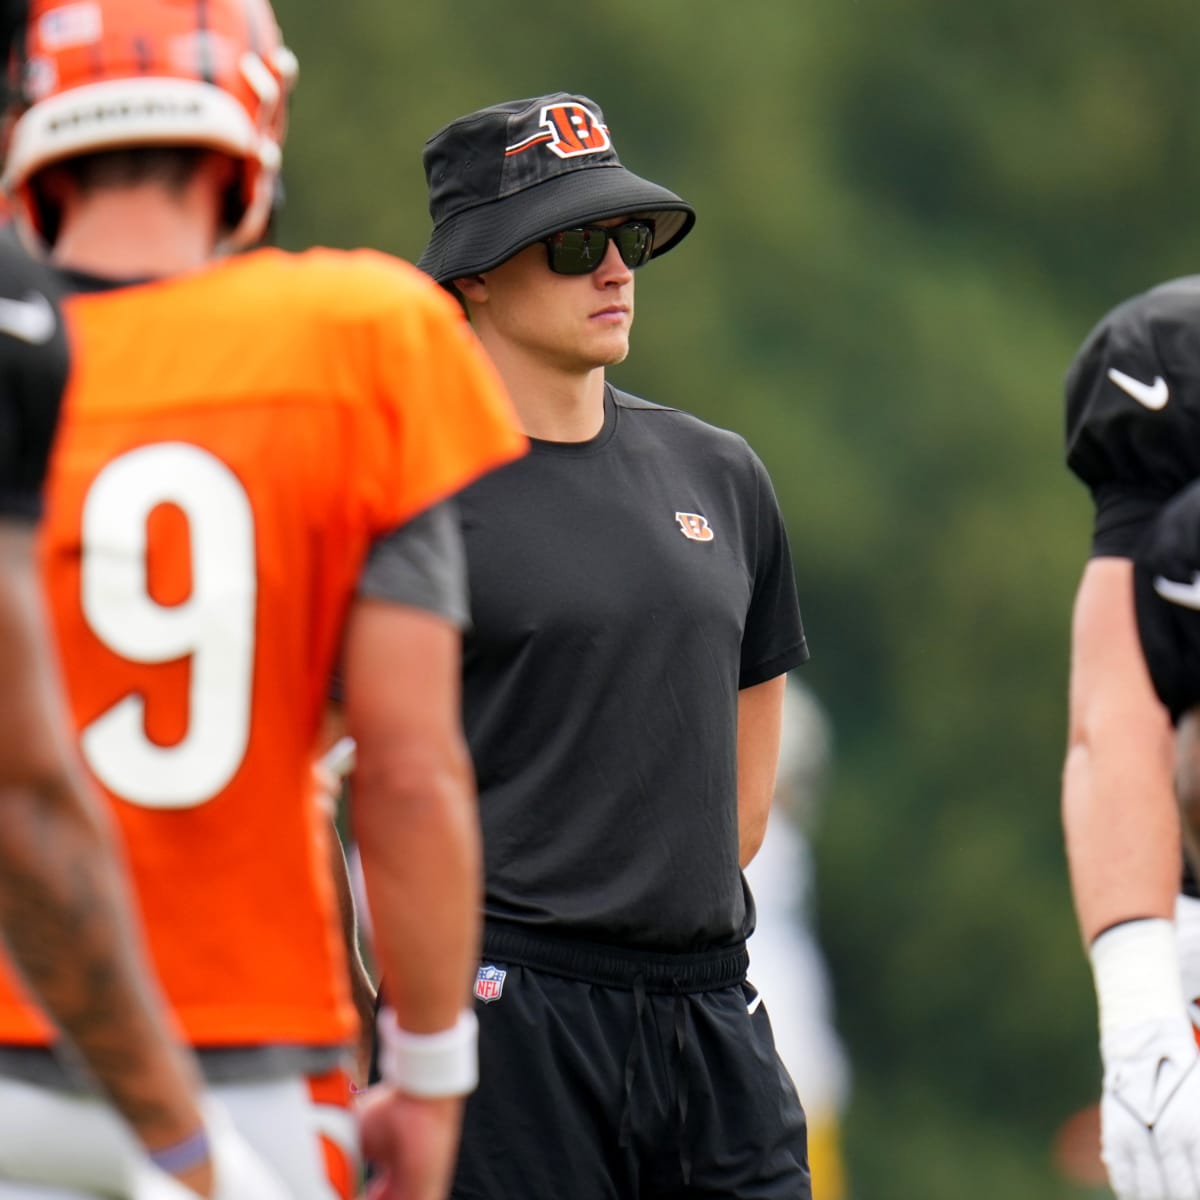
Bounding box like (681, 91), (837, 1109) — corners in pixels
(543, 220), (655, 276)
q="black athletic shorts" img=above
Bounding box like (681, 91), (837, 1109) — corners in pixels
(375, 921), (812, 1200)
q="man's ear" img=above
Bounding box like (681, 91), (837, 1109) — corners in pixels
(452, 274), (487, 303)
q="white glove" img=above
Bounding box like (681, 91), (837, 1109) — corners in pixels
(128, 1100), (294, 1200)
(1101, 1015), (1200, 1200)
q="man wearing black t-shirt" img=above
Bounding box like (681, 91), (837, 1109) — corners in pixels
(1063, 276), (1200, 1199)
(409, 92), (812, 1198)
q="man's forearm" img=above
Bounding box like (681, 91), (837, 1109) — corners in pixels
(1064, 559), (1181, 942)
(736, 676), (786, 869)
(1063, 724), (1179, 943)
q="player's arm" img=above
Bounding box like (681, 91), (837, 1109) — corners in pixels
(337, 502), (479, 1199)
(342, 602), (477, 1029)
(342, 597), (478, 1200)
(0, 522), (215, 1196)
(1063, 555), (1200, 1200)
(342, 600), (477, 1030)
(1063, 557), (1178, 939)
(737, 673), (787, 868)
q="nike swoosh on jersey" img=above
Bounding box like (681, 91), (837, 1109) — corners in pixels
(0, 291), (57, 346)
(1154, 572), (1200, 610)
(1107, 367), (1169, 410)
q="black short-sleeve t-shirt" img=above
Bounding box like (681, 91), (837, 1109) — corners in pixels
(457, 385), (808, 953)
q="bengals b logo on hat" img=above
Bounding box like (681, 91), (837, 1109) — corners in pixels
(417, 91), (696, 284)
(538, 102), (612, 158)
(505, 100), (613, 161)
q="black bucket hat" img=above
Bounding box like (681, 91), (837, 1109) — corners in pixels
(417, 92), (696, 284)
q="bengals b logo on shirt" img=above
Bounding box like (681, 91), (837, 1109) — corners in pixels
(675, 512), (715, 542)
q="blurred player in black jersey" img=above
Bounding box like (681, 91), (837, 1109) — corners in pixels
(1064, 277), (1200, 1200)
(392, 92), (812, 1199)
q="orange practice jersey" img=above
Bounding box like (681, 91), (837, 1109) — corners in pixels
(0, 247), (524, 1048)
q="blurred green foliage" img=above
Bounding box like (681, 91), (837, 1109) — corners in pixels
(272, 3), (1200, 1196)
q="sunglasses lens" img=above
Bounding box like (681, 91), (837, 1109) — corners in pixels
(547, 227), (605, 275)
(613, 223), (653, 268)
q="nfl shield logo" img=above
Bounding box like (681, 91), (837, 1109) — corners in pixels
(474, 963), (507, 1004)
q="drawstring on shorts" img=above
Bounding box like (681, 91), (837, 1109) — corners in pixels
(618, 972), (648, 1151)
(672, 987), (691, 1186)
(616, 974), (693, 1186)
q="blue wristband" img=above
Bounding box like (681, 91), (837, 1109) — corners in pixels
(148, 1126), (210, 1174)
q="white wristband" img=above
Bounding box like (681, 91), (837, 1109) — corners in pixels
(1090, 918), (1188, 1038)
(375, 1007), (479, 1098)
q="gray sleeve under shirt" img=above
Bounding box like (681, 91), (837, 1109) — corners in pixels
(357, 498), (469, 629)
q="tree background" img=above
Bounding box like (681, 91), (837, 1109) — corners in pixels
(271, 3), (1200, 1196)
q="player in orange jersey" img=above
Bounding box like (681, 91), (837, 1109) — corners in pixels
(0, 208), (279, 1200)
(0, 4), (285, 1196)
(0, 1), (524, 1198)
